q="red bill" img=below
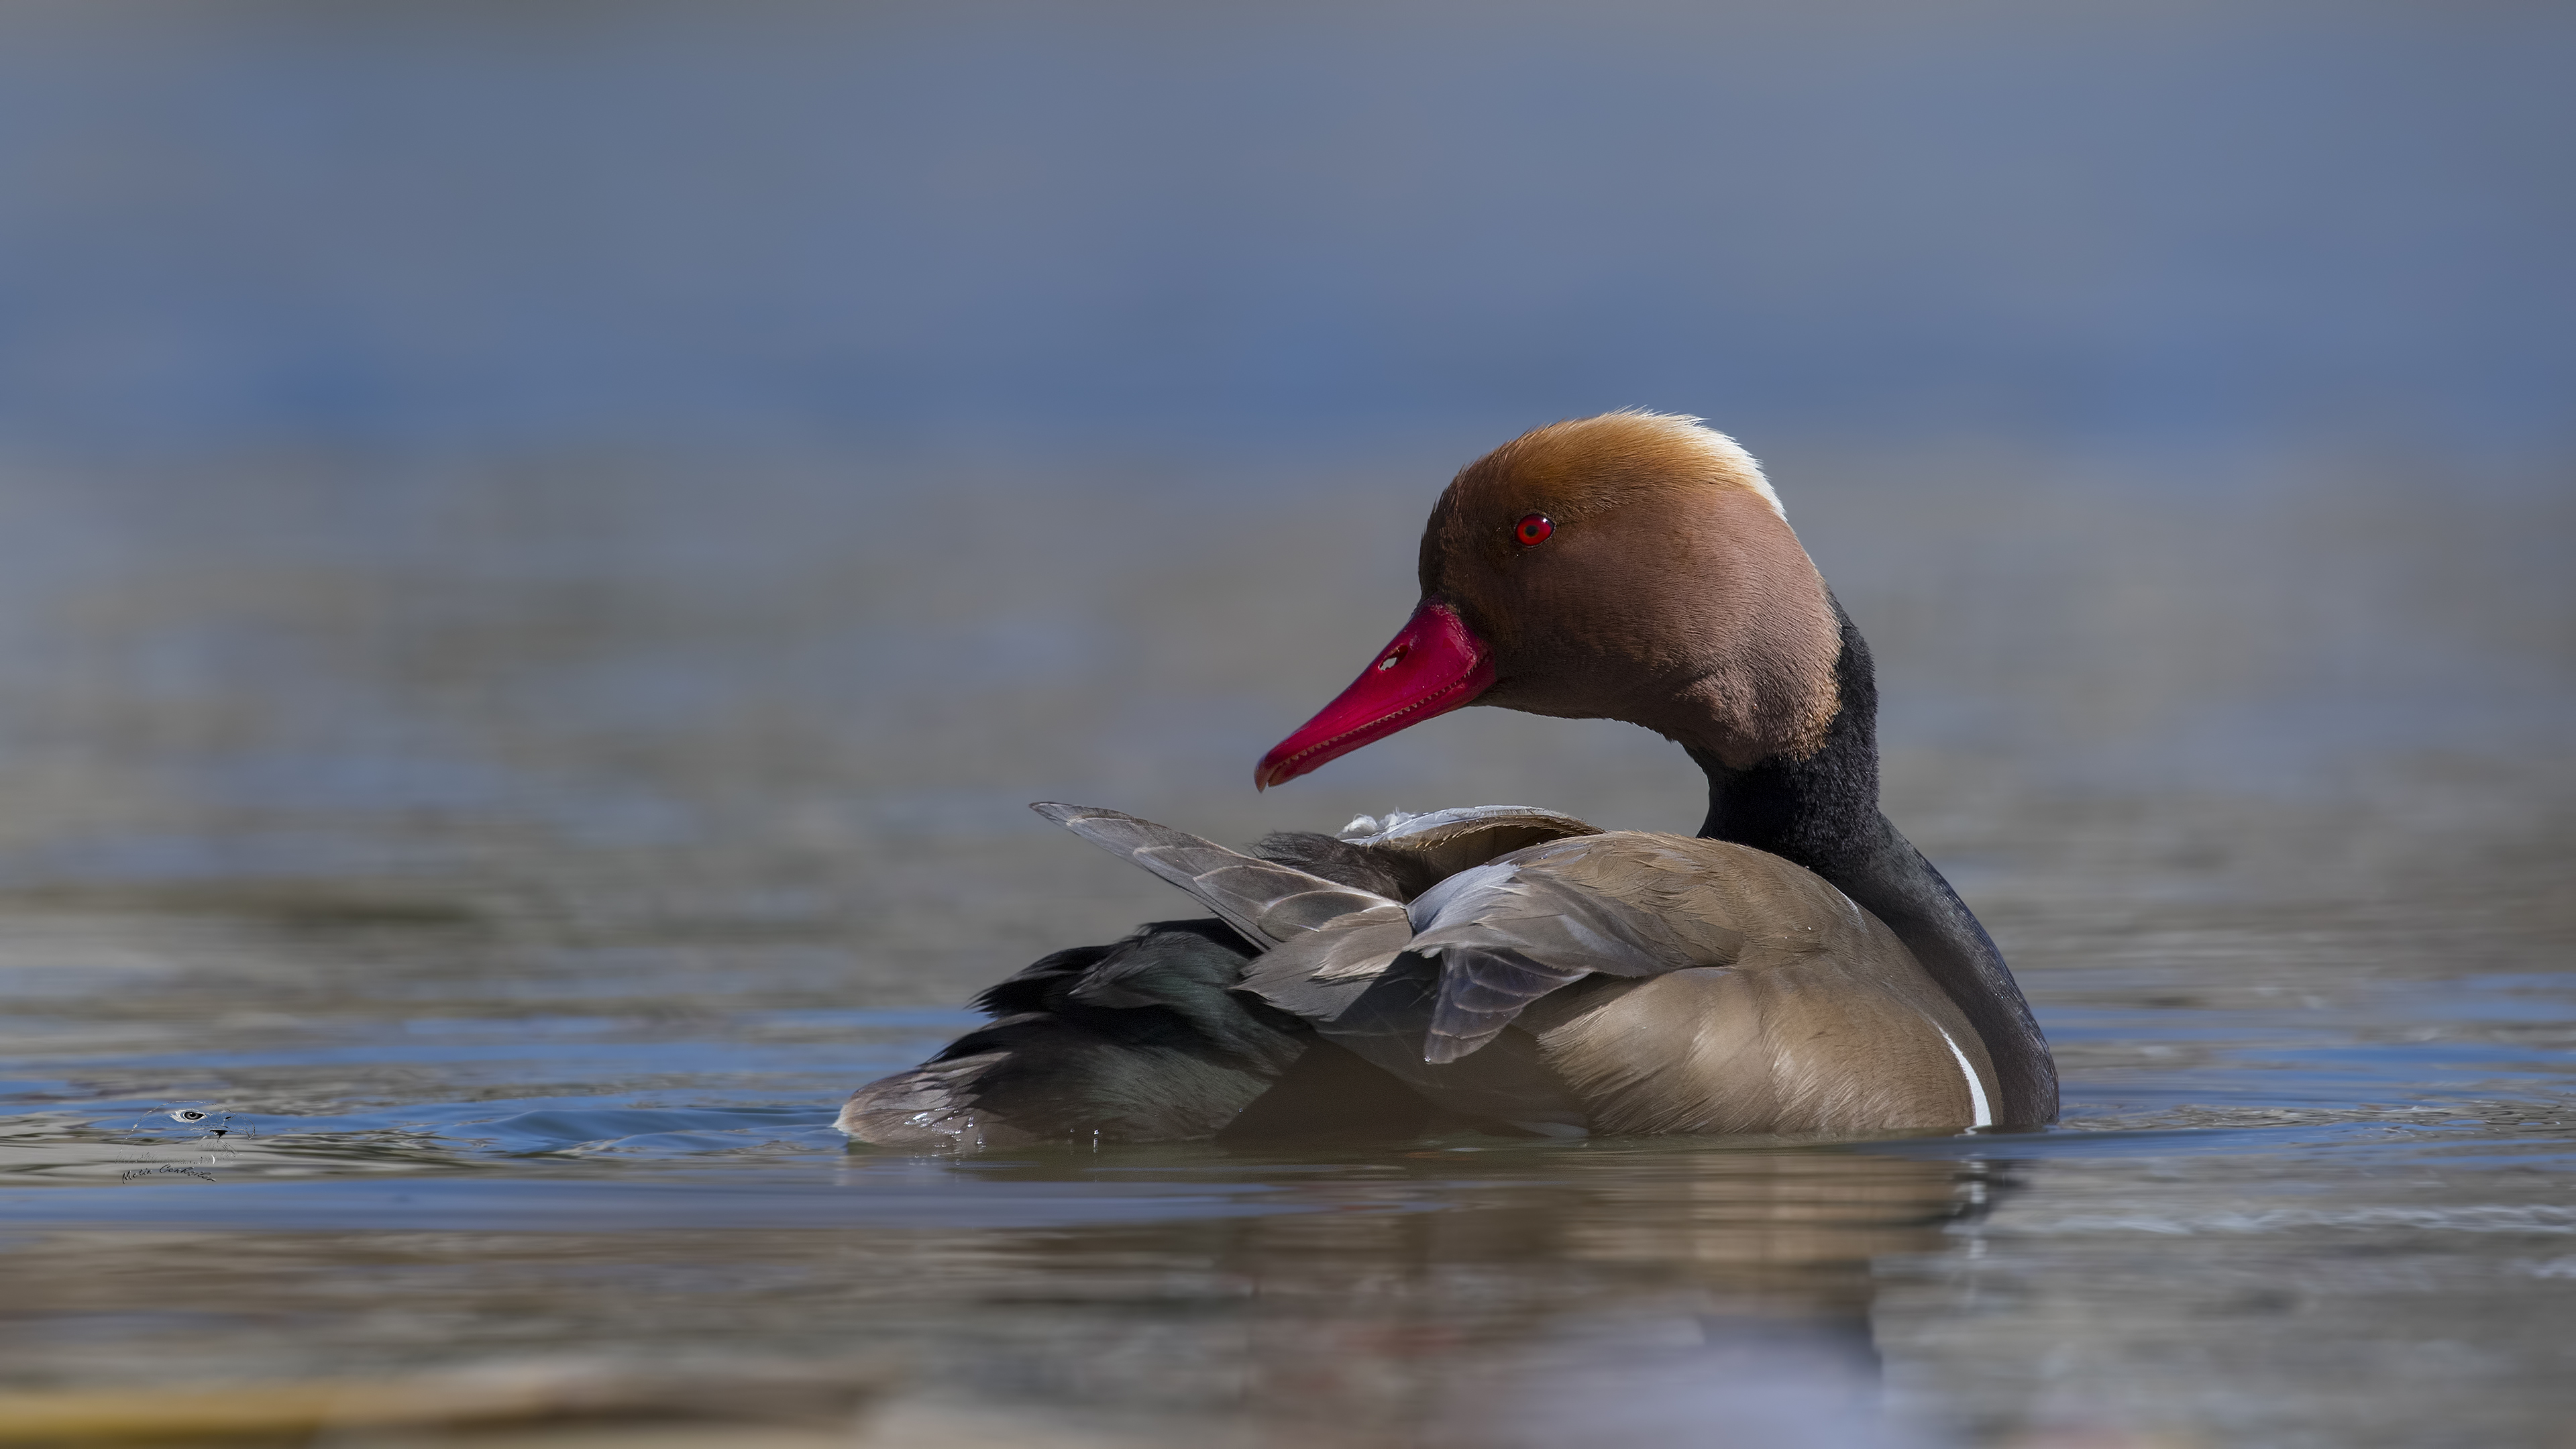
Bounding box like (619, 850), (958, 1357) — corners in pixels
(1254, 599), (1496, 790)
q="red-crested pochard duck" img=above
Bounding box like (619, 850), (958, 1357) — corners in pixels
(841, 411), (2057, 1145)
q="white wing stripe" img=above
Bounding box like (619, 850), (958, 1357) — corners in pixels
(1932, 1024), (1993, 1130)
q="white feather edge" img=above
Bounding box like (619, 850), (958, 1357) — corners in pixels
(1930, 1022), (1994, 1130)
(1336, 804), (1586, 845)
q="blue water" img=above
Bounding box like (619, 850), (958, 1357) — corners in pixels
(8, 947), (2576, 1447)
(0, 443), (2559, 1448)
(1, 3), (2571, 458)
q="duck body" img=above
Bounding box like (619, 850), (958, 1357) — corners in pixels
(1327, 828), (1998, 1137)
(1051, 806), (2000, 1137)
(839, 411), (2055, 1146)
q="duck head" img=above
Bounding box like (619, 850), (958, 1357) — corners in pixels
(1256, 411), (1845, 788)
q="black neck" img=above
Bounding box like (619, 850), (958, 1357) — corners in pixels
(1687, 598), (2058, 1128)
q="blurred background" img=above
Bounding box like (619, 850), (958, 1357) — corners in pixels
(2, 3), (2573, 1444)
(9, 1), (2573, 455)
(0, 0), (2565, 959)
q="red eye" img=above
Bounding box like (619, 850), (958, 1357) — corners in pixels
(1513, 513), (1554, 547)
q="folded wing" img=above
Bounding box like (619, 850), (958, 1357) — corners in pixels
(1036, 804), (1769, 1076)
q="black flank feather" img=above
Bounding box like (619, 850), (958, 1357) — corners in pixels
(837, 835), (1446, 1147)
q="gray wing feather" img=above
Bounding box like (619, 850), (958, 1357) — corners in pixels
(1033, 803), (1397, 947)
(1419, 946), (1591, 1064)
(1409, 865), (1711, 974)
(1409, 862), (1750, 1064)
(1235, 911), (1416, 1022)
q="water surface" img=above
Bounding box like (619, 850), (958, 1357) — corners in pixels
(1, 446), (2571, 1447)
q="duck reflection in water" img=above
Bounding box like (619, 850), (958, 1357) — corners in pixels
(889, 1142), (2004, 1446)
